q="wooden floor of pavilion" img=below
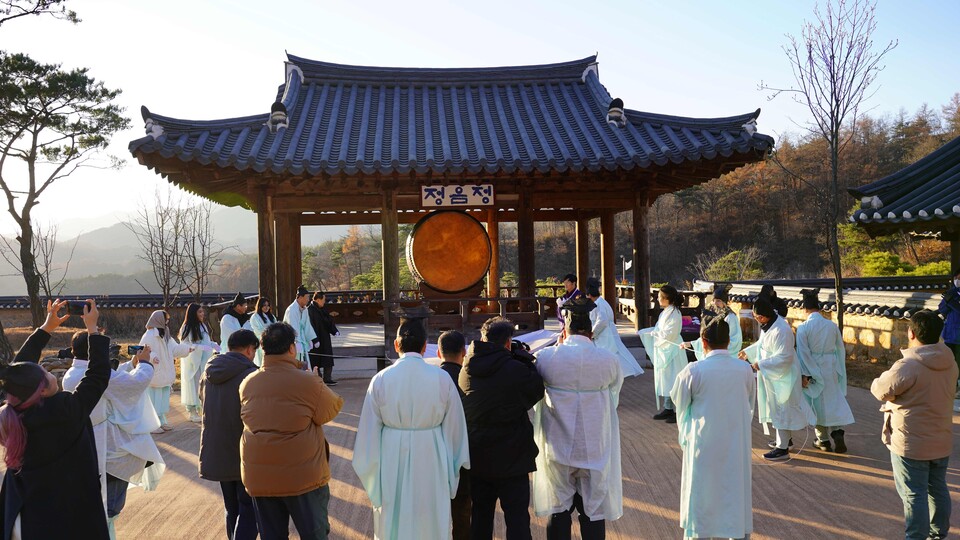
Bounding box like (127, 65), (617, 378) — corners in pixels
(114, 331), (960, 539)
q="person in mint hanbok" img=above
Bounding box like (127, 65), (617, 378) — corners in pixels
(219, 293), (252, 352)
(353, 319), (470, 540)
(585, 278), (643, 378)
(139, 310), (193, 432)
(739, 298), (815, 461)
(795, 289), (854, 454)
(670, 314), (754, 540)
(638, 285), (686, 423)
(179, 303), (219, 423)
(533, 297), (624, 540)
(283, 285), (317, 369)
(683, 286), (742, 360)
(248, 296), (276, 367)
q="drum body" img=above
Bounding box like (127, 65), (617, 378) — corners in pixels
(406, 210), (492, 294)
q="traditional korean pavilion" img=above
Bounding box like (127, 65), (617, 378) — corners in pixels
(849, 134), (960, 269)
(130, 53), (773, 341)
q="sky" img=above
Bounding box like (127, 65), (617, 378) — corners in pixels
(0, 0), (958, 238)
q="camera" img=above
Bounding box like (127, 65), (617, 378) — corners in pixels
(67, 301), (88, 316)
(510, 339), (535, 363)
(127, 345), (144, 356)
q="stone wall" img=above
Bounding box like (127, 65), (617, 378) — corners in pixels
(730, 301), (908, 365)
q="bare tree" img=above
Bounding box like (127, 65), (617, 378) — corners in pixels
(761, 0), (896, 329)
(125, 188), (189, 310)
(181, 200), (230, 300)
(0, 221), (77, 298)
(0, 0), (77, 27)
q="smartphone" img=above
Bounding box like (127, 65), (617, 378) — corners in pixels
(67, 301), (87, 316)
(127, 345), (144, 356)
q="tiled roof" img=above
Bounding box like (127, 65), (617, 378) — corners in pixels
(849, 135), (960, 231)
(129, 54), (773, 178)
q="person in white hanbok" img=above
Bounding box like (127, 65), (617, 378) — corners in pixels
(63, 337), (166, 539)
(219, 292), (252, 352)
(139, 310), (193, 431)
(739, 298), (815, 461)
(533, 298), (623, 540)
(584, 278), (643, 378)
(638, 285), (686, 423)
(670, 314), (754, 540)
(795, 289), (854, 454)
(283, 285), (317, 368)
(684, 286), (742, 360)
(179, 303), (219, 423)
(353, 319), (470, 540)
(248, 296), (277, 367)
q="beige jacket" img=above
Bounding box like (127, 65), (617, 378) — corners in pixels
(239, 352), (344, 497)
(870, 343), (958, 460)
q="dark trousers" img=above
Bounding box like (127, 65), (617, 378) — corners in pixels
(220, 480), (258, 540)
(470, 474), (531, 540)
(452, 468), (471, 540)
(106, 474), (129, 519)
(546, 492), (605, 540)
(252, 484), (330, 540)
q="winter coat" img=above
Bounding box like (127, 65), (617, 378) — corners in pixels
(239, 352), (343, 497)
(0, 329), (110, 540)
(871, 343), (959, 460)
(199, 351), (258, 482)
(307, 303), (339, 369)
(939, 286), (960, 344)
(459, 340), (544, 478)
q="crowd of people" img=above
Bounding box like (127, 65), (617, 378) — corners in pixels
(0, 267), (956, 539)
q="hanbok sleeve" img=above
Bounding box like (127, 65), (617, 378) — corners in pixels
(690, 338), (706, 361)
(440, 376), (470, 498)
(669, 366), (693, 448)
(796, 324), (824, 399)
(835, 326), (848, 395)
(352, 377), (385, 508)
(756, 329), (794, 374)
(169, 338), (193, 359)
(742, 341), (760, 364)
(726, 312), (743, 354)
(656, 310), (682, 350)
(591, 306), (608, 337)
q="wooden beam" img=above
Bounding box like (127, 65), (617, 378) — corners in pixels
(255, 189), (277, 303)
(632, 192), (652, 329)
(487, 208), (500, 300)
(576, 218), (590, 286)
(298, 208), (588, 226)
(600, 210), (616, 304)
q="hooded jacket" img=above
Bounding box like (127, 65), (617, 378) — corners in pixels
(199, 351), (258, 482)
(871, 343), (959, 460)
(459, 340), (544, 478)
(939, 286), (960, 344)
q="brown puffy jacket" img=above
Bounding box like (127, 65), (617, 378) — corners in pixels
(239, 352), (344, 497)
(870, 343), (958, 461)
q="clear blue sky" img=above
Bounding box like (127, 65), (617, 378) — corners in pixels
(1, 0), (958, 236)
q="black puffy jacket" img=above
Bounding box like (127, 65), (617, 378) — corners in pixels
(458, 340), (544, 478)
(199, 351), (257, 481)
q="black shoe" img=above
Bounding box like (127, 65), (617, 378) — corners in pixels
(767, 438), (793, 449)
(652, 409), (672, 420)
(813, 439), (832, 452)
(831, 429), (847, 454)
(763, 447), (790, 461)
(324, 379), (338, 386)
(664, 410), (677, 424)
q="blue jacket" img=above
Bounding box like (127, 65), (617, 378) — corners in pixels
(939, 286), (960, 344)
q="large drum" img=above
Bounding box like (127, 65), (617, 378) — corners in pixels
(406, 210), (492, 294)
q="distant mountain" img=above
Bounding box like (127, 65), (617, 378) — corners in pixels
(0, 207), (357, 295)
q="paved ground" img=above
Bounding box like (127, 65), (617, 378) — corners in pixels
(107, 327), (960, 539)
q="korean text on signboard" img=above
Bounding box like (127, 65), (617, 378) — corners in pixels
(421, 184), (495, 207)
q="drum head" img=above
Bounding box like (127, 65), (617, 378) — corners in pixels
(406, 211), (492, 294)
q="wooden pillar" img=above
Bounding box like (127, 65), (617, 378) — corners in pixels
(381, 188), (400, 362)
(632, 192), (652, 329)
(487, 208), (500, 299)
(255, 189), (276, 303)
(291, 213), (302, 290)
(275, 213), (293, 305)
(517, 192), (535, 308)
(576, 217), (590, 285)
(600, 210), (616, 303)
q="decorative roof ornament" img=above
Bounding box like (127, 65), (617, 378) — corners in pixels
(606, 98), (626, 129)
(144, 117), (164, 139)
(267, 102), (288, 134)
(741, 119), (757, 136)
